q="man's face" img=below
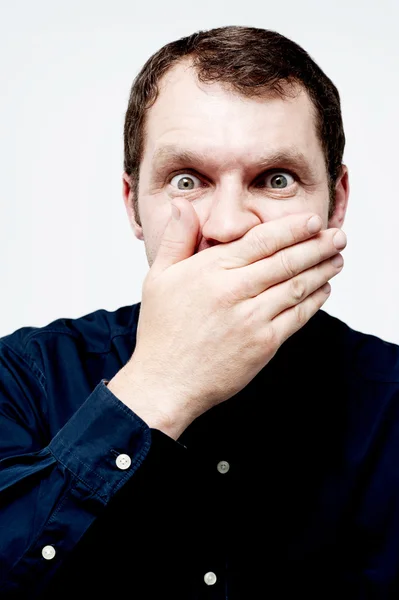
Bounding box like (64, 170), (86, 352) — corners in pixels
(123, 60), (349, 267)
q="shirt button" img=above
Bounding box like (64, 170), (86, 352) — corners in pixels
(217, 460), (230, 474)
(204, 571), (217, 585)
(42, 545), (56, 560)
(116, 454), (131, 470)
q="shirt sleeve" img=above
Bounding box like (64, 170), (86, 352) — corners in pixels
(0, 339), (187, 598)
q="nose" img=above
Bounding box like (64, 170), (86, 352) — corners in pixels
(198, 187), (261, 250)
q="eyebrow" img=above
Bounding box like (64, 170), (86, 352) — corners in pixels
(150, 144), (318, 182)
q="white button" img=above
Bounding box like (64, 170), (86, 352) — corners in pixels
(204, 571), (217, 585)
(217, 460), (230, 474)
(116, 454), (131, 470)
(42, 545), (56, 560)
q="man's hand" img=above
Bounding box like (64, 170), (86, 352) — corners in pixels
(108, 197), (346, 439)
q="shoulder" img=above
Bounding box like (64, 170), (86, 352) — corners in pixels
(0, 302), (141, 373)
(317, 310), (399, 383)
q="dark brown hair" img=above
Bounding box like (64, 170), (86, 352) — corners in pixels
(124, 25), (345, 224)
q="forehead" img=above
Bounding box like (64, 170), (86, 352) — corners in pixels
(142, 60), (324, 172)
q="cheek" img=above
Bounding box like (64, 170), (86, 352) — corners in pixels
(142, 217), (177, 263)
(256, 198), (310, 223)
(139, 195), (172, 235)
(258, 195), (329, 226)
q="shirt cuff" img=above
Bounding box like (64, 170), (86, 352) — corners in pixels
(48, 379), (152, 503)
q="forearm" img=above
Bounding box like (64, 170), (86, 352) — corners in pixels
(0, 381), (151, 596)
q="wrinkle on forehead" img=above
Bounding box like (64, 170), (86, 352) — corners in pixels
(141, 60), (325, 180)
(150, 143), (320, 184)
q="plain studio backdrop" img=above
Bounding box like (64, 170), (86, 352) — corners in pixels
(0, 0), (398, 343)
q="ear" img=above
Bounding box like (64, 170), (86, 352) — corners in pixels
(122, 173), (144, 241)
(327, 165), (350, 229)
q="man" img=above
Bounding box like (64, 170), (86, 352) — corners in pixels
(0, 24), (397, 599)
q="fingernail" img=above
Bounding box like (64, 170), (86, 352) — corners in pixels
(331, 254), (344, 268)
(333, 230), (347, 250)
(322, 282), (331, 294)
(307, 215), (322, 234)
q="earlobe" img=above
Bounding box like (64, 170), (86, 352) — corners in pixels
(133, 223), (144, 241)
(122, 172), (144, 241)
(327, 165), (350, 229)
(126, 202), (145, 241)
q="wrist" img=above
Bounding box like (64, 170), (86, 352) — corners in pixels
(106, 366), (193, 440)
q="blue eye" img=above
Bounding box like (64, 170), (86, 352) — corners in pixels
(170, 173), (202, 191)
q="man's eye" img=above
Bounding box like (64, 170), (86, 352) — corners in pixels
(170, 173), (202, 191)
(262, 172), (295, 189)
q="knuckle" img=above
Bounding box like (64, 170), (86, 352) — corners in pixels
(280, 249), (296, 279)
(160, 236), (187, 257)
(237, 270), (253, 297)
(217, 273), (246, 308)
(315, 235), (326, 263)
(288, 221), (300, 244)
(223, 283), (246, 306)
(263, 323), (279, 348)
(293, 302), (308, 327)
(289, 276), (307, 302)
(252, 229), (278, 258)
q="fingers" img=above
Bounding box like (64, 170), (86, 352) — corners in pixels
(257, 253), (343, 321)
(217, 212), (324, 268)
(236, 227), (346, 299)
(268, 282), (332, 347)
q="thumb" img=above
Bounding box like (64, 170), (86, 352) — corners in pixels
(151, 197), (201, 276)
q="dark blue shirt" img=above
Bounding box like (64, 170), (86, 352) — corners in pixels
(1, 303), (399, 599)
